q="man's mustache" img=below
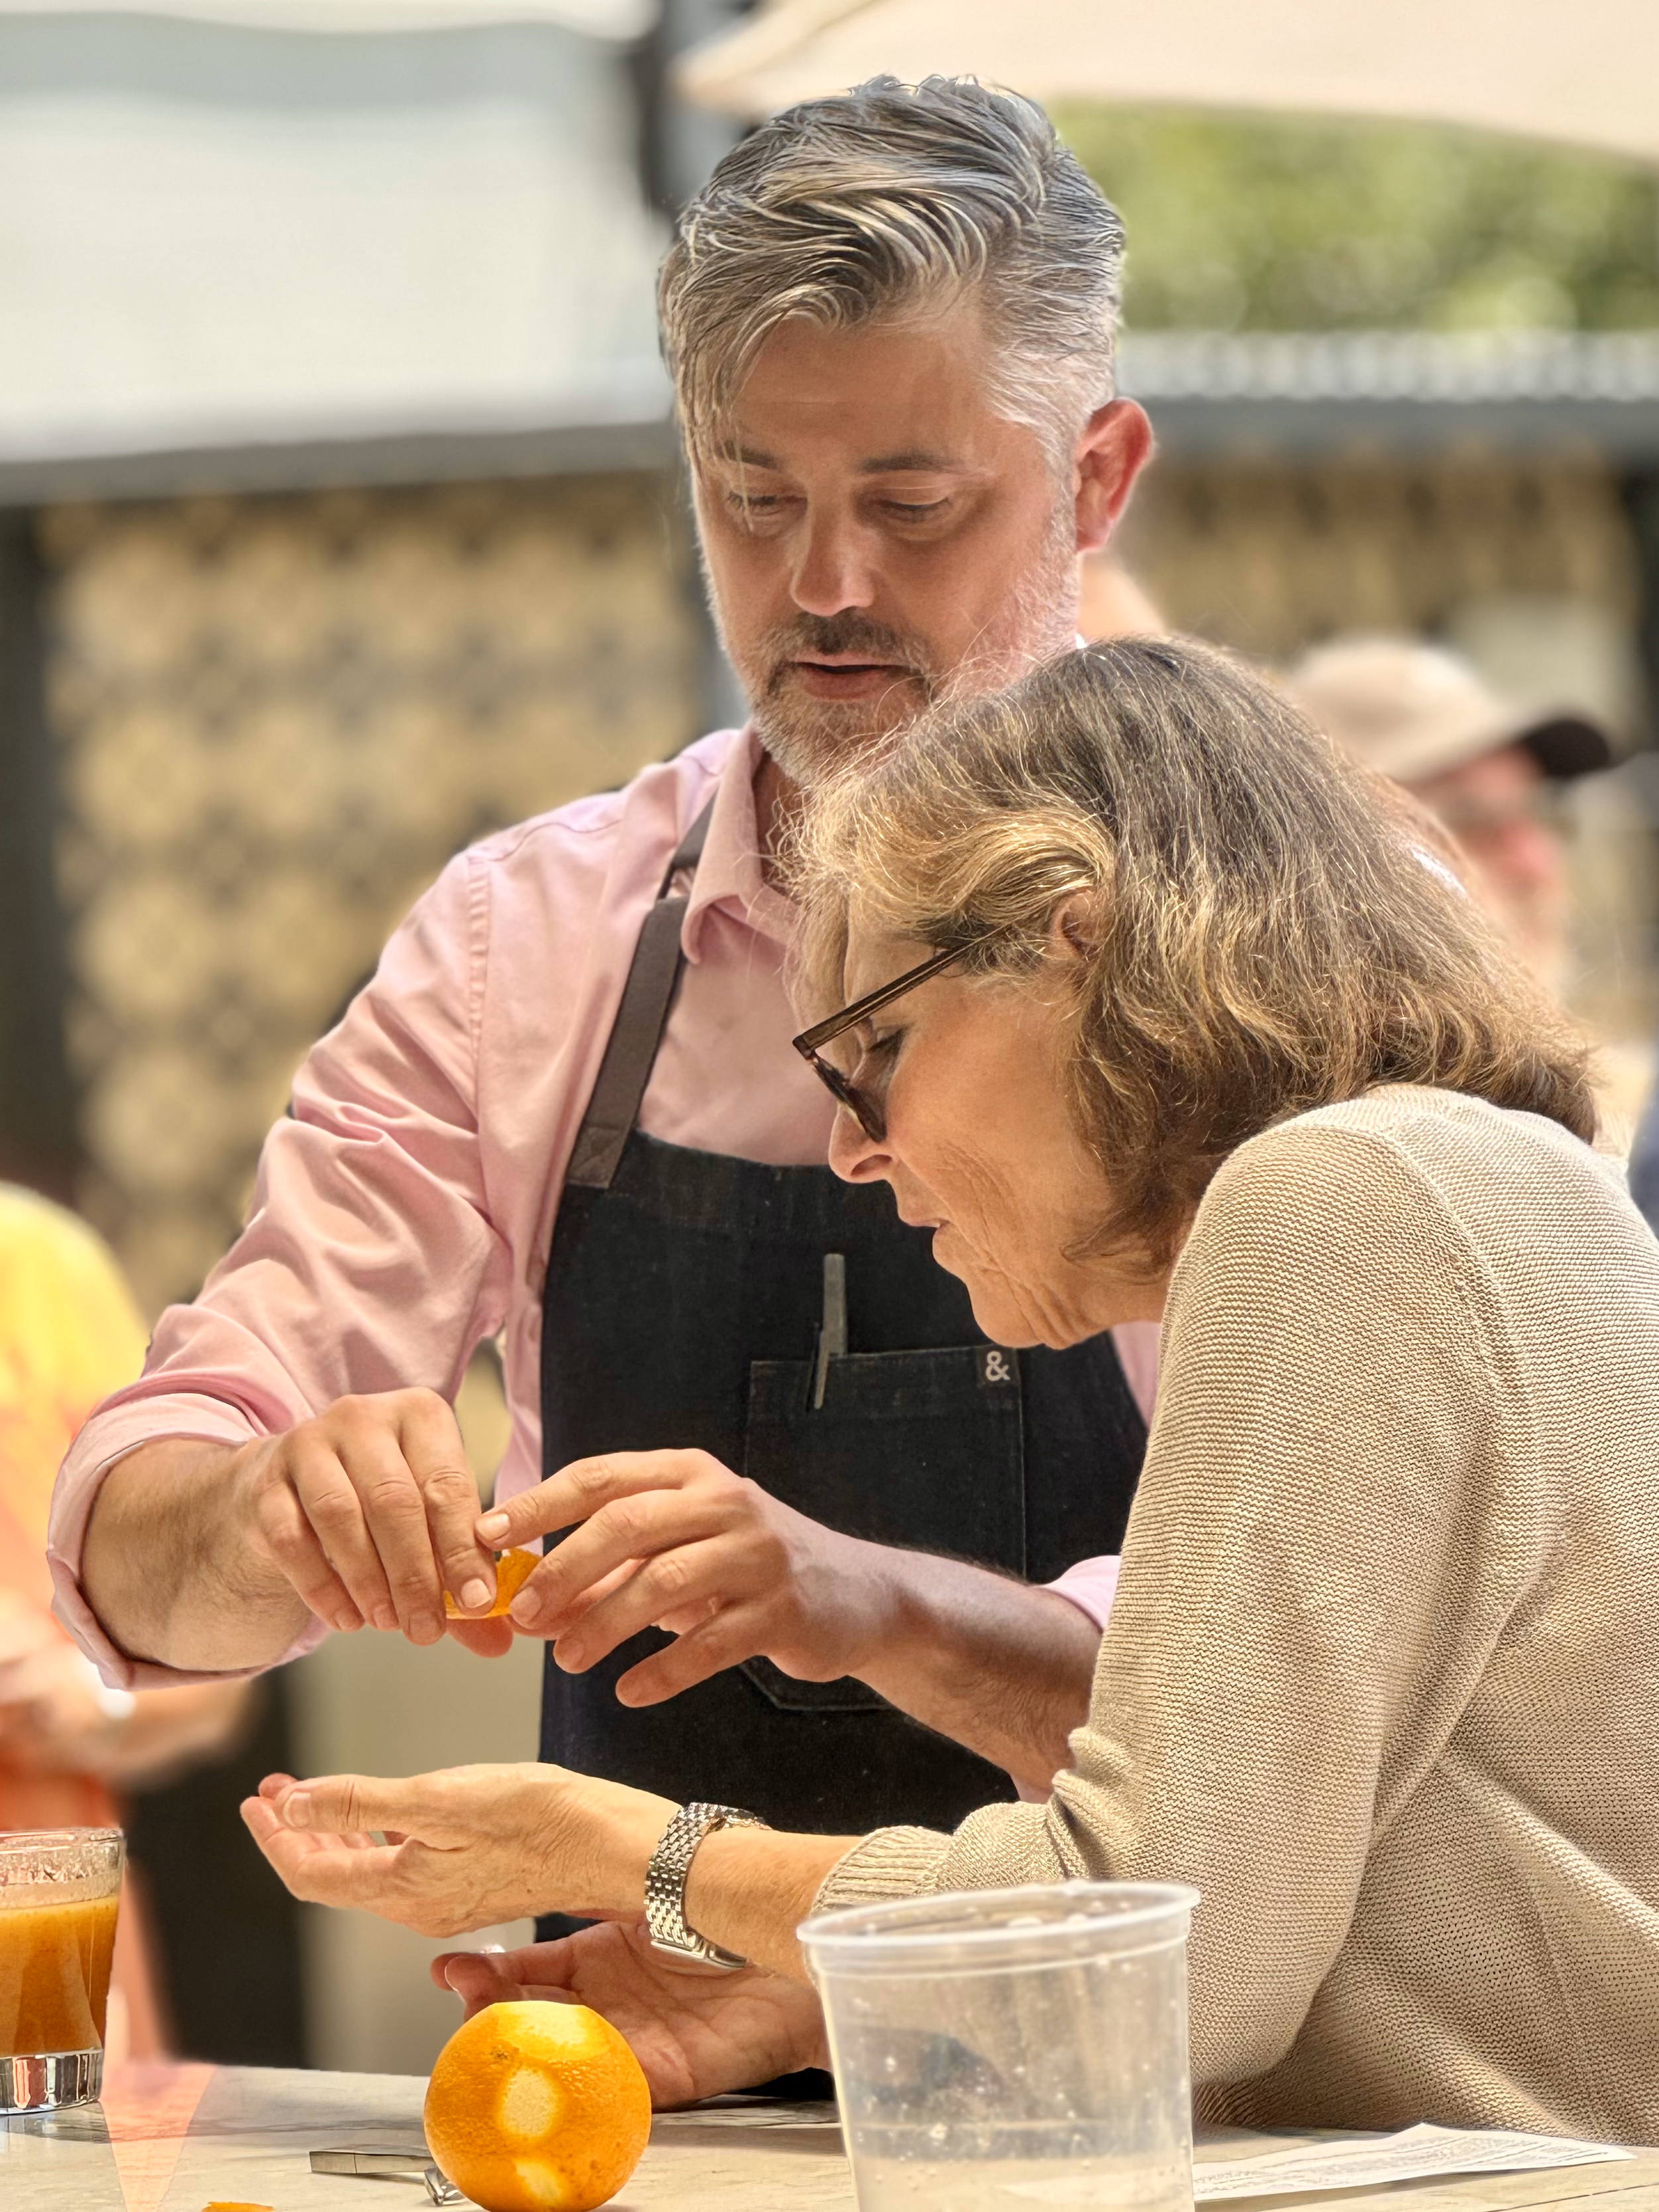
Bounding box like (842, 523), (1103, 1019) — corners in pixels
(759, 613), (937, 689)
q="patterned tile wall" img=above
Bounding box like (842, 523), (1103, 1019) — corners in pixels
(1118, 452), (1641, 662)
(40, 476), (700, 1316)
(1119, 452), (1657, 1055)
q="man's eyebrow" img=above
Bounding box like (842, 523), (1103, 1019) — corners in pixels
(858, 449), (961, 473)
(714, 444), (965, 473)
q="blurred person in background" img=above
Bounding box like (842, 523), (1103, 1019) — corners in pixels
(1285, 635), (1612, 1000)
(1077, 547), (1165, 641)
(1, 1183), (250, 2058)
(52, 78), (1162, 1936)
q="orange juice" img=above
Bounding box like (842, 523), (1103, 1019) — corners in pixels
(0, 1889), (119, 2056)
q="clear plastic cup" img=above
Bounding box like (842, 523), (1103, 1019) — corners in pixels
(0, 1826), (125, 2111)
(800, 1880), (1199, 2212)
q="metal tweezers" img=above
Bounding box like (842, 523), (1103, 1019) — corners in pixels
(308, 2146), (464, 2203)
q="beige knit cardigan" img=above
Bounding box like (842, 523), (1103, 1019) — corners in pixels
(814, 1086), (1659, 2140)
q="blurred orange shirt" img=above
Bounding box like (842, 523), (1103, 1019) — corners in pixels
(0, 1185), (146, 1828)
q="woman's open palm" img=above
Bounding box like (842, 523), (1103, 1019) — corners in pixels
(429, 1920), (829, 2107)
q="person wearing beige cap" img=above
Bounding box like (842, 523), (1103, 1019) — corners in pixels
(1285, 635), (1612, 996)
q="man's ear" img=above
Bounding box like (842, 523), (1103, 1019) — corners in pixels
(1075, 399), (1153, 555)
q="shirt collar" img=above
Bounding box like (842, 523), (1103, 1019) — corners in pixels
(681, 725), (798, 961)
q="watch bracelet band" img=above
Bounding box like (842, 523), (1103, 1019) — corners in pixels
(644, 1802), (770, 1970)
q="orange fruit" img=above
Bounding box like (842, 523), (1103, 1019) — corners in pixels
(443, 1548), (541, 1620)
(424, 2000), (651, 2212)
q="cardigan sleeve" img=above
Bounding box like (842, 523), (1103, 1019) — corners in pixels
(813, 1114), (1544, 2087)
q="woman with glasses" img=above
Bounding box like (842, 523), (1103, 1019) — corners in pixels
(246, 639), (1659, 2137)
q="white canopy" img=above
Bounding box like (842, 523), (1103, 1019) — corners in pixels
(0, 1), (651, 37)
(677, 0), (1659, 169)
(0, 9), (670, 486)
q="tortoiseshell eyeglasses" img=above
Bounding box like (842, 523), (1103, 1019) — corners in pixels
(792, 938), (990, 1141)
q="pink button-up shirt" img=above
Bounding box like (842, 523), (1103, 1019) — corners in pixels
(50, 728), (1153, 1687)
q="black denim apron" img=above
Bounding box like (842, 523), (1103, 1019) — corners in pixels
(537, 802), (1147, 1840)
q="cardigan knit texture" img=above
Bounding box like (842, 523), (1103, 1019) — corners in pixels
(813, 1086), (1659, 2139)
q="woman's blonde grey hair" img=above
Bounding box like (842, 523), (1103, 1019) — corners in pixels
(659, 76), (1124, 466)
(790, 639), (1596, 1267)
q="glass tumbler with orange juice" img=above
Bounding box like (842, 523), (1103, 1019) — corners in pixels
(0, 1826), (123, 2111)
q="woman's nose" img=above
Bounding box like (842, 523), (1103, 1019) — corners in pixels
(828, 1104), (891, 1185)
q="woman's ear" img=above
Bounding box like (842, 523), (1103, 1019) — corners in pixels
(1048, 892), (1101, 963)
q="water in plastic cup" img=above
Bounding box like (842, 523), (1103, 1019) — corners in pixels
(0, 1826), (125, 2111)
(800, 1881), (1199, 2211)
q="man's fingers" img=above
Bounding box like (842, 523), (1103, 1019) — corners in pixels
(288, 1431), (403, 1631)
(398, 1393), (497, 1617)
(329, 1414), (447, 1644)
(478, 1451), (712, 1550)
(253, 1475), (368, 1635)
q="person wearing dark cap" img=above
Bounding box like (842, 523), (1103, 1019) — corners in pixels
(1285, 635), (1613, 999)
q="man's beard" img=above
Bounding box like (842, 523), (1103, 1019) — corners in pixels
(716, 521), (1080, 791)
(734, 609), (941, 788)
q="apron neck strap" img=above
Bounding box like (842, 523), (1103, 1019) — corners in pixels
(564, 796), (716, 1191)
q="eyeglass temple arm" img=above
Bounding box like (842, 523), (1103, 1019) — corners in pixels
(792, 943), (969, 1055)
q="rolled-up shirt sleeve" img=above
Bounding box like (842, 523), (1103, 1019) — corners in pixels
(48, 850), (512, 1688)
(1042, 1554), (1121, 1631)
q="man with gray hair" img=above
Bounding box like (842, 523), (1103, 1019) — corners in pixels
(53, 80), (1154, 1868)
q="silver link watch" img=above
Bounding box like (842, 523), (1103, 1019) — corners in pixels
(644, 1801), (769, 1969)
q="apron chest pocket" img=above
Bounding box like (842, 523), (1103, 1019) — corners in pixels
(741, 1344), (1026, 1713)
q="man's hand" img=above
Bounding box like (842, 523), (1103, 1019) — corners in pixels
(233, 1388), (508, 1652)
(478, 1449), (897, 1703)
(429, 1924), (829, 2107)
(241, 1761), (675, 1937)
(81, 1395), (512, 1673)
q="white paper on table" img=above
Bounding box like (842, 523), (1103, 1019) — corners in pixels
(653, 2101), (841, 2131)
(1191, 2123), (1633, 2200)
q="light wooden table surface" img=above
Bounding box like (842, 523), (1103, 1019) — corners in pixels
(2, 2062), (1654, 2212)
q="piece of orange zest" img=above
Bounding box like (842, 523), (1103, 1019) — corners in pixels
(201, 2201), (274, 2209)
(443, 1546), (540, 1619)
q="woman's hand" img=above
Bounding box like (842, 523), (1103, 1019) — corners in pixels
(477, 1449), (898, 1703)
(240, 1762), (675, 1938)
(430, 1922), (830, 2107)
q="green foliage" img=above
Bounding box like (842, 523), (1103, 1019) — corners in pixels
(1056, 105), (1659, 332)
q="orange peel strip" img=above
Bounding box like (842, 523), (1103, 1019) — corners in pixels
(443, 1547), (540, 1620)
